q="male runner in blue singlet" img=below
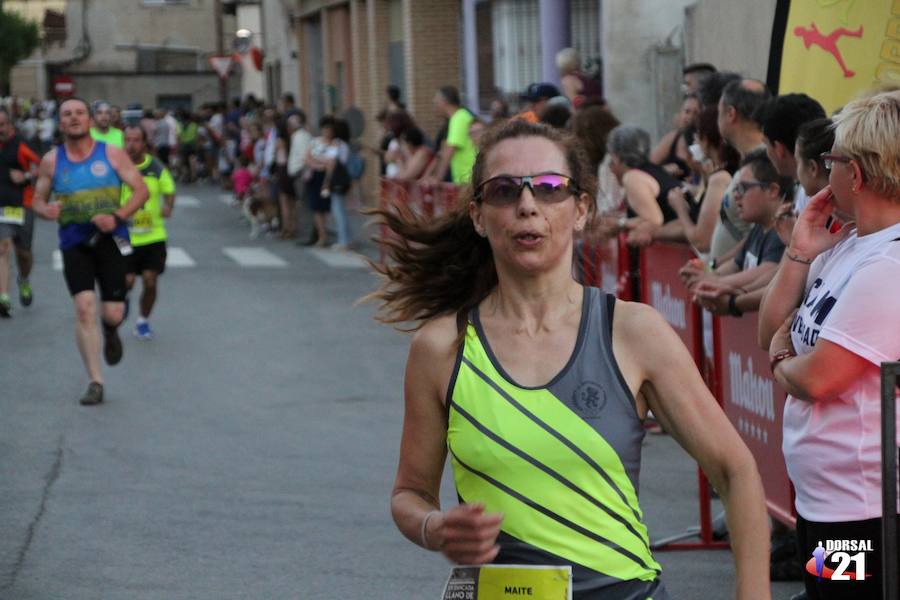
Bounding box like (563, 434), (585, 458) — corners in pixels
(32, 98), (148, 405)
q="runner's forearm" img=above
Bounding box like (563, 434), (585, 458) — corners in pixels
(391, 488), (441, 550)
(715, 457), (771, 600)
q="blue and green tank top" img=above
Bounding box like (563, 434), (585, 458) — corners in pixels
(446, 287), (669, 600)
(52, 141), (126, 250)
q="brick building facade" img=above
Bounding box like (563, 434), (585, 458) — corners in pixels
(292, 0), (461, 203)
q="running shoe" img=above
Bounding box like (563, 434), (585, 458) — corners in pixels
(0, 294), (11, 318)
(79, 382), (104, 406)
(134, 321), (154, 340)
(18, 279), (32, 307)
(102, 323), (123, 365)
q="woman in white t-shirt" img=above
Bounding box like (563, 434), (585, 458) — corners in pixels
(759, 90), (900, 600)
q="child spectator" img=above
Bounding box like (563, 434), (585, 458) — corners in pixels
(232, 155), (261, 238)
(682, 148), (793, 314)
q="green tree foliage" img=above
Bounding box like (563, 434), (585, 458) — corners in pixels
(0, 9), (39, 95)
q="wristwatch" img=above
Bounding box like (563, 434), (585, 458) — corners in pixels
(727, 293), (743, 317)
(770, 348), (797, 373)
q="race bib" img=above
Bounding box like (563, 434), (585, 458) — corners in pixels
(131, 211), (154, 234)
(0, 206), (25, 225)
(441, 565), (572, 600)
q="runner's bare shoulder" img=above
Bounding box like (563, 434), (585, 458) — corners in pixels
(608, 299), (679, 365)
(409, 314), (462, 402)
(38, 148), (57, 174)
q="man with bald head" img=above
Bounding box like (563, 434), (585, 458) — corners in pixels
(90, 100), (124, 149)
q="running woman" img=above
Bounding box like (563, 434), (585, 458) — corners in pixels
(121, 125), (175, 339)
(372, 120), (770, 599)
(31, 98), (149, 406)
(0, 108), (40, 317)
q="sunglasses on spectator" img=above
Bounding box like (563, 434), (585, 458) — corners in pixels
(474, 173), (580, 206)
(820, 152), (852, 170)
(733, 181), (769, 196)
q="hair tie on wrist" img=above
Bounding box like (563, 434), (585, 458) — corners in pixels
(420, 510), (441, 550)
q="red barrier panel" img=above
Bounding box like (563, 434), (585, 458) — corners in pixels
(639, 242), (727, 552)
(713, 314), (796, 527)
(639, 243), (702, 367)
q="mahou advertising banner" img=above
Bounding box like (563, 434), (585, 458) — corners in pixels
(716, 314), (795, 525)
(768, 0), (898, 114)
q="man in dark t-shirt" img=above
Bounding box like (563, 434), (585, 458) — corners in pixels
(735, 223), (786, 271)
(0, 108), (40, 317)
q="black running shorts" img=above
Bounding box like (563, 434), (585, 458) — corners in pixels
(127, 241), (167, 275)
(62, 235), (128, 301)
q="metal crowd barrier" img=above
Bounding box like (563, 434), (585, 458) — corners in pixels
(882, 361), (900, 600)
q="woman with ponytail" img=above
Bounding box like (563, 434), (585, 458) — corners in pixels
(371, 120), (769, 599)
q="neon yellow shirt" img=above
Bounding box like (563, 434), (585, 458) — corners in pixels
(446, 108), (476, 184)
(90, 127), (124, 148)
(120, 154), (175, 246)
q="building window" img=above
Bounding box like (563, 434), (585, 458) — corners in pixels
(157, 94), (192, 112)
(137, 49), (200, 72)
(570, 0), (603, 77)
(491, 0), (540, 97)
(387, 0), (405, 101)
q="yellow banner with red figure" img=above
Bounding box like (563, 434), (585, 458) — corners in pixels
(770, 0), (899, 114)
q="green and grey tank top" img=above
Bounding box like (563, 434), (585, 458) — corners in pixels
(446, 287), (669, 600)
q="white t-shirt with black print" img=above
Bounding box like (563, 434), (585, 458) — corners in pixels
(783, 221), (900, 522)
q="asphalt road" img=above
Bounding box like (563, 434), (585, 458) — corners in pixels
(0, 183), (803, 599)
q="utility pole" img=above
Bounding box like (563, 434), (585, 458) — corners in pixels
(214, 0), (227, 105)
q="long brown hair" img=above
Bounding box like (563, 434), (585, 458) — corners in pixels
(367, 120), (596, 341)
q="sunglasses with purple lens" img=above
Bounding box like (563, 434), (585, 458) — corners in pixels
(474, 173), (580, 206)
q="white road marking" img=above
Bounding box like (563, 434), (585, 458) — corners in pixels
(176, 195), (201, 207)
(219, 193), (235, 205)
(166, 247), (196, 267)
(55, 247), (197, 270)
(308, 248), (369, 269)
(222, 247), (288, 267)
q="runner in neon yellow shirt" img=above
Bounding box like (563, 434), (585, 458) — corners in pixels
(120, 125), (176, 339)
(90, 101), (124, 148)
